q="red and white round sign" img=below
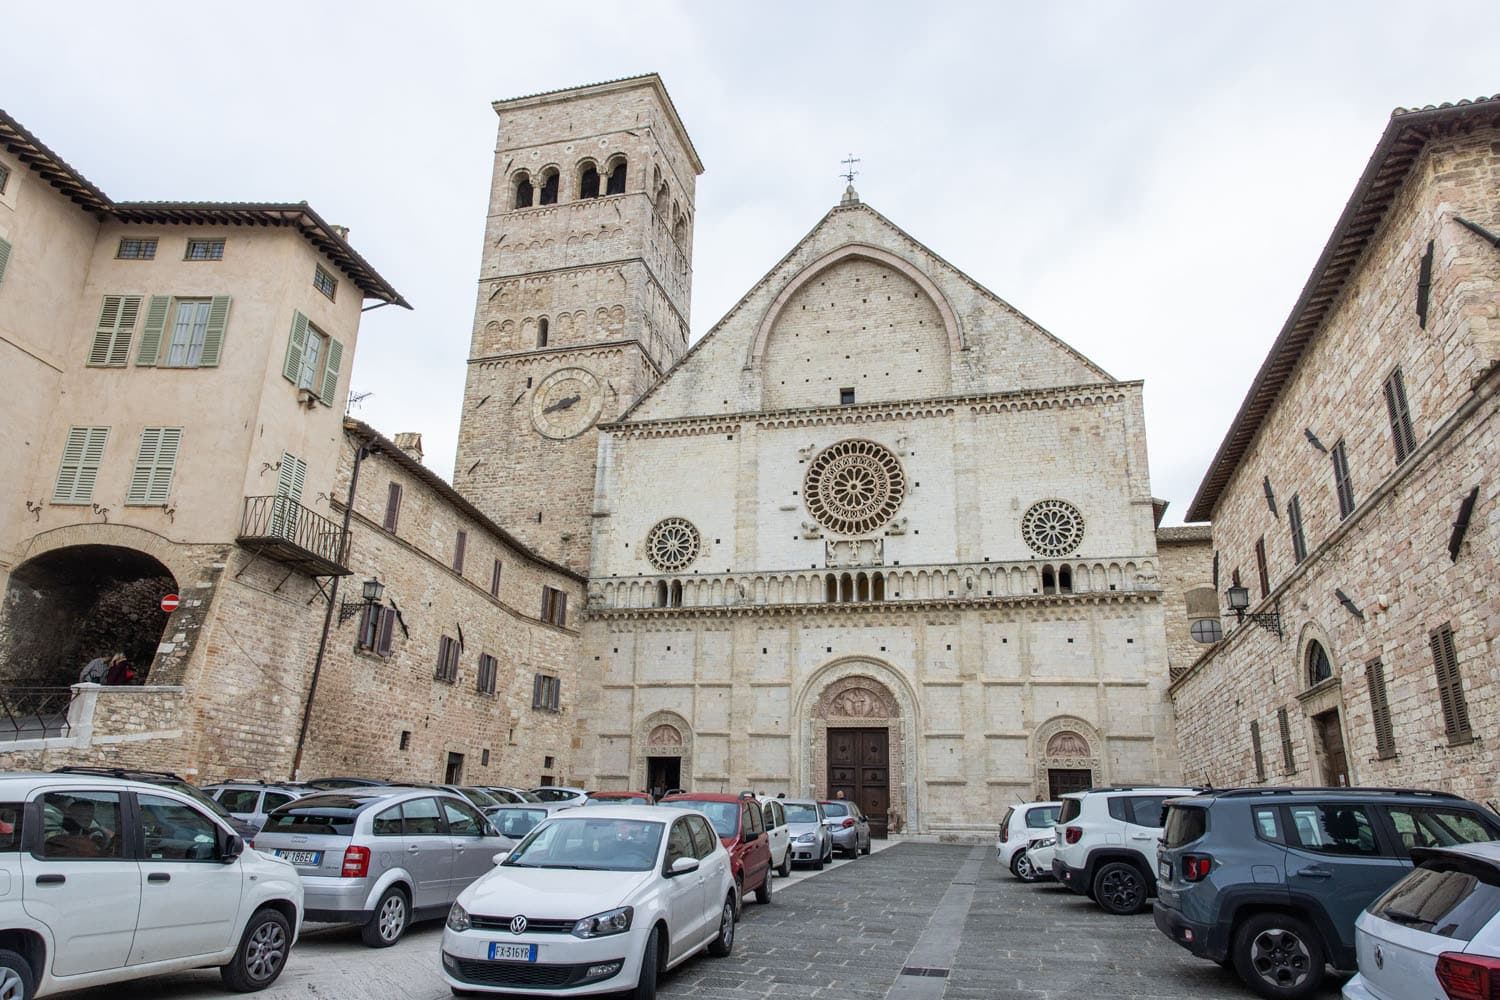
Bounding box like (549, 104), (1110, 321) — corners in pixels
(160, 594), (180, 614)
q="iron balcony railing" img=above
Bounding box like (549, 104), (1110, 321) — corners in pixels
(236, 495), (351, 577)
(0, 687), (76, 742)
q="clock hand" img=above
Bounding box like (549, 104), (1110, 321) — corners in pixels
(542, 394), (581, 415)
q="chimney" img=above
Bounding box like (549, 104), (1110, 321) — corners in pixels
(392, 432), (424, 464)
(331, 224), (350, 241)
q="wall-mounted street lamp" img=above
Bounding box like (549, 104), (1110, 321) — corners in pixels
(339, 577), (386, 625)
(1226, 585), (1284, 639)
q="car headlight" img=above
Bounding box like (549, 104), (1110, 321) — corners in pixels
(796, 832), (816, 843)
(1032, 838), (1055, 849)
(573, 906), (632, 938)
(446, 902), (470, 932)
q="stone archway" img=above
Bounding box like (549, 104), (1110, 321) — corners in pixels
(634, 710), (692, 796)
(1033, 716), (1105, 799)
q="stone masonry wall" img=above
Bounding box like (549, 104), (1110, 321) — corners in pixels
(1155, 527), (1216, 678)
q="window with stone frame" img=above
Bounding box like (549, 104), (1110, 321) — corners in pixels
(1250, 721), (1266, 782)
(532, 673), (561, 712)
(1366, 658), (1395, 760)
(357, 605), (395, 657)
(489, 558), (503, 598)
(1429, 623), (1471, 743)
(1277, 707), (1296, 774)
(453, 530), (467, 575)
(1383, 367), (1418, 464)
(1331, 440), (1356, 519)
(541, 586), (567, 627)
(383, 482), (402, 532)
(435, 635), (460, 684)
(476, 653), (498, 696)
(1254, 537), (1270, 599)
(1287, 494), (1308, 563)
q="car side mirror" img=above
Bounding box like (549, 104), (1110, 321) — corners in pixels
(220, 833), (244, 863)
(492, 850), (511, 866)
(668, 856), (700, 877)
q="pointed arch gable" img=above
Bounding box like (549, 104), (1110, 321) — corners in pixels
(745, 243), (964, 370)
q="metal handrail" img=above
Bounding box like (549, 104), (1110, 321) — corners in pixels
(0, 687), (76, 742)
(238, 495), (348, 566)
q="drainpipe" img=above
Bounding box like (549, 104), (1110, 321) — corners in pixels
(290, 436), (378, 780)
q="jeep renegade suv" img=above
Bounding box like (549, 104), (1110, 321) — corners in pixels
(1153, 787), (1500, 999)
(1051, 785), (1198, 915)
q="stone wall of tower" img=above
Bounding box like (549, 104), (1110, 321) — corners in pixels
(455, 78), (701, 572)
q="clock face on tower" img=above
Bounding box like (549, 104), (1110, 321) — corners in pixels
(531, 367), (605, 439)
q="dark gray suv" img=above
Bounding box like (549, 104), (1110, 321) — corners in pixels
(1153, 787), (1500, 999)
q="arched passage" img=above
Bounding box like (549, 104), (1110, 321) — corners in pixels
(1, 544), (178, 687)
(634, 710), (693, 796)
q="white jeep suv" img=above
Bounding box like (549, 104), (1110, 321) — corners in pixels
(1050, 785), (1197, 915)
(0, 773), (302, 997)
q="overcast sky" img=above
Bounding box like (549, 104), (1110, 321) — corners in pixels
(5, 3), (1498, 524)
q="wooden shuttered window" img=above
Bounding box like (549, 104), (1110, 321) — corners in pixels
(1331, 440), (1356, 519)
(383, 482), (402, 532)
(453, 530), (467, 574)
(357, 606), (395, 657)
(1254, 537), (1270, 599)
(126, 427), (182, 505)
(1287, 495), (1308, 564)
(53, 426), (109, 504)
(1383, 368), (1417, 463)
(270, 452), (307, 537)
(1277, 707), (1296, 775)
(320, 336), (343, 406)
(134, 296), (171, 366)
(1366, 658), (1396, 760)
(532, 674), (561, 711)
(1416, 239), (1434, 329)
(541, 586), (567, 627)
(490, 559), (503, 598)
(435, 635), (460, 684)
(1250, 721), (1266, 782)
(0, 236), (12, 286)
(476, 653), (498, 695)
(281, 312), (344, 405)
(1429, 623), (1471, 742)
(88, 295), (143, 367)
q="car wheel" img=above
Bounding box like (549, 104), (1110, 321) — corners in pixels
(0, 948), (35, 1000)
(707, 894), (736, 957)
(756, 869), (773, 904)
(1232, 912), (1325, 1000)
(361, 885), (409, 947)
(1012, 852), (1041, 883)
(777, 850), (791, 878)
(220, 907), (291, 992)
(861, 838), (872, 856)
(1092, 862), (1148, 915)
(733, 876), (744, 919)
(629, 926), (661, 1000)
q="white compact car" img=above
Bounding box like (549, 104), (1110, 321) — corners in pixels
(996, 801), (1061, 880)
(1051, 785), (1197, 914)
(756, 797), (792, 878)
(0, 772), (303, 998)
(1344, 842), (1500, 1000)
(441, 805), (737, 998)
(1018, 833), (1058, 884)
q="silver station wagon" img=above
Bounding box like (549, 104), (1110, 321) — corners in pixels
(252, 786), (508, 947)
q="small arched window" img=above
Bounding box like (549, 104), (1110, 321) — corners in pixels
(655, 581), (668, 608)
(537, 317), (549, 348)
(669, 580), (683, 608)
(606, 159), (627, 196)
(1306, 641), (1333, 687)
(538, 169), (559, 206)
(656, 182), (670, 216)
(1058, 565), (1073, 594)
(579, 164), (600, 199)
(825, 574), (838, 603)
(513, 173), (533, 209)
(871, 574), (885, 602)
(673, 215), (688, 245)
(1041, 566), (1057, 595)
(839, 573), (854, 603)
(856, 573), (870, 602)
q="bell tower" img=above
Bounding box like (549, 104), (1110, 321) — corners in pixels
(454, 75), (702, 572)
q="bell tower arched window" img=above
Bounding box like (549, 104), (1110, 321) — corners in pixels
(513, 173), (533, 209)
(537, 317), (549, 348)
(606, 158), (627, 196)
(579, 164), (600, 200)
(538, 168), (559, 206)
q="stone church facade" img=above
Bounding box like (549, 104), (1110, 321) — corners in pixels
(457, 75), (1201, 836)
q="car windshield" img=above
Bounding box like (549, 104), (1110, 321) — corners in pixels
(532, 788), (578, 802)
(1026, 806), (1061, 828)
(822, 802), (850, 818)
(461, 787), (500, 808)
(489, 807), (548, 839)
(659, 799), (738, 838)
(782, 803), (820, 824)
(505, 817), (663, 871)
(154, 777), (233, 820)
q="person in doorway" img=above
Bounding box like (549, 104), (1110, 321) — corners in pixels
(835, 790), (847, 800)
(104, 656), (136, 685)
(79, 654), (111, 685)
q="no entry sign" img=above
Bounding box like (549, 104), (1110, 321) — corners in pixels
(160, 594), (180, 614)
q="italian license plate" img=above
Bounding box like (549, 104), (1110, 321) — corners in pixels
(1159, 860), (1171, 882)
(276, 850), (322, 866)
(488, 942), (538, 962)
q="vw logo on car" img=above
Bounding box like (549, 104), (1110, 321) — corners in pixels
(509, 915), (527, 935)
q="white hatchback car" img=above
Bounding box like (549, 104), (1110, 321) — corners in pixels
(755, 797), (792, 878)
(0, 772), (302, 998)
(441, 805), (737, 998)
(996, 801), (1061, 880)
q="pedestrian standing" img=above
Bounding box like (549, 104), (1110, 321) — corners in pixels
(78, 655), (110, 684)
(104, 656), (136, 685)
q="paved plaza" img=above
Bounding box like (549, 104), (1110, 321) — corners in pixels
(61, 843), (1342, 999)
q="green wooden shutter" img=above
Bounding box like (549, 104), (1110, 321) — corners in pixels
(0, 237), (11, 286)
(53, 426), (109, 503)
(128, 427), (182, 505)
(197, 295), (231, 367)
(282, 311), (309, 384)
(275, 452), (307, 503)
(136, 296), (171, 366)
(89, 296), (124, 366)
(319, 337), (343, 406)
(128, 427), (161, 504)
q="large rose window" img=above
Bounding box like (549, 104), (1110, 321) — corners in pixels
(1021, 499), (1085, 558)
(645, 517), (701, 571)
(803, 439), (907, 536)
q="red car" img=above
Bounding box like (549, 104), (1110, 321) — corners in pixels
(585, 790), (655, 805)
(659, 792), (773, 912)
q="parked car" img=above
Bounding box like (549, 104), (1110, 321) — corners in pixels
(54, 766), (257, 841)
(485, 805), (550, 848)
(303, 777), (388, 790)
(442, 805), (737, 997)
(820, 800), (872, 858)
(586, 791), (655, 805)
(482, 786), (543, 804)
(0, 772), (301, 997)
(1051, 785), (1198, 915)
(756, 796), (793, 877)
(253, 786), (507, 948)
(781, 798), (833, 869)
(659, 793), (774, 910)
(1153, 787), (1500, 999)
(436, 785), (503, 811)
(204, 781), (308, 835)
(1345, 842), (1500, 1000)
(530, 786), (589, 808)
(1019, 832), (1057, 883)
(997, 800), (1062, 880)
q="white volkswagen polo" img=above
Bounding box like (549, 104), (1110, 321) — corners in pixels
(440, 805), (736, 998)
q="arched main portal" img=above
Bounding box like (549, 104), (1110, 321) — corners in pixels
(634, 710), (693, 798)
(1, 545), (178, 687)
(1033, 716), (1105, 799)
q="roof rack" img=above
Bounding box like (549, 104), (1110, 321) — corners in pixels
(1212, 787), (1465, 800)
(54, 765), (182, 780)
(1075, 785), (1209, 794)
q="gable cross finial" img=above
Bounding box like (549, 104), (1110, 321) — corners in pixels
(840, 154), (861, 185)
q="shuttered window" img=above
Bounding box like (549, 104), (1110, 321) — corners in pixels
(435, 635), (460, 684)
(1429, 623), (1471, 742)
(126, 427), (182, 505)
(160, 296), (230, 368)
(382, 482), (402, 532)
(490, 559), (503, 598)
(0, 236), (12, 287)
(134, 296), (171, 366)
(1255, 537), (1270, 599)
(1250, 721), (1266, 782)
(477, 654), (498, 695)
(1287, 495), (1308, 563)
(357, 606), (395, 656)
(1277, 707), (1296, 775)
(1366, 658), (1395, 760)
(270, 452), (307, 537)
(453, 530), (467, 574)
(87, 295), (142, 367)
(541, 586), (567, 627)
(532, 674), (561, 712)
(1331, 440), (1356, 518)
(52, 426), (109, 504)
(1384, 368), (1417, 463)
(281, 312), (343, 406)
